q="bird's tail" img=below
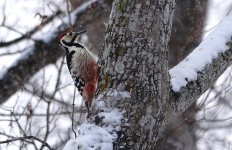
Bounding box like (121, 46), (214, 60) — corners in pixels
(83, 83), (97, 108)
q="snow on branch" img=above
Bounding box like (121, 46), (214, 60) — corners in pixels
(170, 12), (232, 92)
(169, 12), (232, 115)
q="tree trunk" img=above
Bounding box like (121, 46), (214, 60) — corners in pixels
(96, 0), (175, 149)
(156, 0), (208, 149)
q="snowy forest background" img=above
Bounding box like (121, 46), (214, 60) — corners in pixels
(0, 0), (232, 149)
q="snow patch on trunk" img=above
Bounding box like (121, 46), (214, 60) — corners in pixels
(63, 90), (129, 150)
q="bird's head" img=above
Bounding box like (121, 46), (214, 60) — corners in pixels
(58, 30), (87, 49)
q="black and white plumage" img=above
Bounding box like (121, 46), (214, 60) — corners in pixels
(58, 30), (100, 110)
(66, 50), (85, 95)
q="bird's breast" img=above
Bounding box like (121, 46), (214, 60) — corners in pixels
(71, 51), (98, 82)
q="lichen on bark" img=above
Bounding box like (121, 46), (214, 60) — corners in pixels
(95, 0), (176, 148)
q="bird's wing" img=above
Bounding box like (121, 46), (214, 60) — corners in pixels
(66, 51), (85, 96)
(71, 75), (85, 96)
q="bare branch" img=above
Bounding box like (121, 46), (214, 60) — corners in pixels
(40, 101), (51, 150)
(72, 87), (77, 138)
(170, 40), (232, 117)
(0, 111), (86, 117)
(0, 10), (62, 47)
(0, 0), (111, 105)
(0, 24), (25, 36)
(0, 136), (55, 150)
(66, 0), (72, 27)
(0, 49), (26, 56)
(1, 0), (7, 25)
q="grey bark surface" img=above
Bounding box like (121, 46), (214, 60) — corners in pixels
(157, 0), (208, 149)
(170, 42), (232, 116)
(1, 0), (232, 149)
(95, 0), (175, 149)
(93, 0), (232, 149)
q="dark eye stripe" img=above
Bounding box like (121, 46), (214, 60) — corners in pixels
(61, 40), (85, 48)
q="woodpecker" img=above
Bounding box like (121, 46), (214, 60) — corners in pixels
(58, 30), (100, 112)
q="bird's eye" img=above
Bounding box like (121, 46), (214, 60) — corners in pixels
(68, 32), (73, 36)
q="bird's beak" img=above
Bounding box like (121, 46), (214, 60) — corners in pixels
(69, 30), (87, 44)
(74, 30), (87, 36)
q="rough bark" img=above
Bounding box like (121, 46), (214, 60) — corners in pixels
(170, 42), (232, 116)
(92, 0), (232, 149)
(1, 0), (232, 148)
(95, 0), (175, 149)
(155, 104), (198, 150)
(157, 0), (208, 149)
(0, 0), (111, 104)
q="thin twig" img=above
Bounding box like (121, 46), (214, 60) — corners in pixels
(40, 101), (51, 150)
(66, 0), (72, 28)
(1, 0), (7, 25)
(0, 136), (55, 150)
(47, 2), (70, 28)
(0, 10), (62, 47)
(72, 86), (77, 138)
(0, 49), (26, 56)
(0, 110), (86, 117)
(0, 24), (25, 36)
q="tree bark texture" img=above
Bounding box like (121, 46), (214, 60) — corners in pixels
(97, 0), (175, 149)
(170, 43), (232, 116)
(156, 0), (208, 149)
